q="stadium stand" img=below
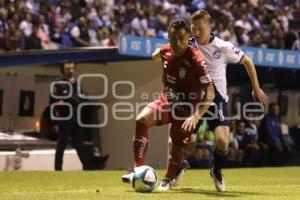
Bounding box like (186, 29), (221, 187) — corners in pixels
(0, 0), (299, 51)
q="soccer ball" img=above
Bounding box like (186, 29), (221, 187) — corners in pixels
(132, 165), (158, 192)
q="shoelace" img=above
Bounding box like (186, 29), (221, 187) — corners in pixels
(161, 179), (171, 187)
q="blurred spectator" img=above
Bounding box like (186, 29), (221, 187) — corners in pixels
(235, 15), (252, 34)
(37, 15), (58, 49)
(38, 15), (50, 38)
(290, 123), (300, 151)
(281, 123), (295, 150)
(292, 31), (300, 50)
(56, 3), (72, 24)
(87, 19), (99, 46)
(4, 23), (22, 51)
(281, 123), (295, 166)
(228, 120), (243, 166)
(216, 23), (230, 41)
(185, 119), (214, 168)
(24, 0), (40, 15)
(236, 120), (261, 167)
(25, 24), (42, 50)
(190, 0), (206, 13)
(245, 114), (258, 141)
(260, 103), (284, 152)
(19, 13), (33, 38)
(245, 113), (269, 166)
(260, 102), (287, 166)
(131, 11), (147, 36)
(0, 8), (8, 51)
(19, 13), (33, 49)
(70, 16), (90, 47)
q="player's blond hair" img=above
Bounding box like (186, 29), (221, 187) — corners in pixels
(190, 10), (212, 24)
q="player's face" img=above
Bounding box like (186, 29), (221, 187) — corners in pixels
(169, 28), (189, 56)
(63, 63), (75, 78)
(191, 19), (211, 44)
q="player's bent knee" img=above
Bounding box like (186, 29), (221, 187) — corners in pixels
(215, 138), (228, 151)
(136, 114), (156, 127)
(214, 126), (230, 149)
(137, 107), (155, 120)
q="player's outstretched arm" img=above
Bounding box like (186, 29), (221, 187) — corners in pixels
(240, 55), (269, 105)
(152, 48), (161, 61)
(182, 83), (215, 132)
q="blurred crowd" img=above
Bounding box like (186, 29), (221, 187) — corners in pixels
(186, 102), (300, 168)
(0, 0), (299, 52)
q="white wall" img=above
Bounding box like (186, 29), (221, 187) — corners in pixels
(74, 61), (169, 170)
(0, 73), (56, 133)
(0, 150), (81, 171)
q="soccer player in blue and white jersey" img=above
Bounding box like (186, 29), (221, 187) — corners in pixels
(188, 10), (269, 192)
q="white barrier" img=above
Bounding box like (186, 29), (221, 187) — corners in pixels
(0, 149), (82, 171)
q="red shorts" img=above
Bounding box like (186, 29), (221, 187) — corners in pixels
(146, 96), (194, 147)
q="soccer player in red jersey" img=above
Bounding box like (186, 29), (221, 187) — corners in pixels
(121, 19), (215, 191)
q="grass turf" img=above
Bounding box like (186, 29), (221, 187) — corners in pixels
(0, 167), (300, 200)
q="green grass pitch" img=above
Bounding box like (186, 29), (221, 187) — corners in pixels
(0, 167), (300, 200)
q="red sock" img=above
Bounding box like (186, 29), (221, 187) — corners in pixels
(133, 120), (149, 167)
(165, 145), (184, 179)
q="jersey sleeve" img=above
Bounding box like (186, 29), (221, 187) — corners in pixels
(192, 49), (213, 84)
(225, 41), (245, 64)
(159, 43), (170, 53)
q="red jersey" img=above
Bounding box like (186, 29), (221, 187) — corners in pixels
(159, 44), (212, 104)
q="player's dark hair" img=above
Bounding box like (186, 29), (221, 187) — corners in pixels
(168, 19), (190, 36)
(190, 10), (212, 24)
(168, 19), (190, 32)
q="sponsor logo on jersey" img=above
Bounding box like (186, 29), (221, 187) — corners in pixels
(182, 137), (190, 144)
(213, 48), (221, 59)
(232, 46), (241, 55)
(166, 74), (176, 84)
(163, 61), (168, 68)
(179, 67), (186, 79)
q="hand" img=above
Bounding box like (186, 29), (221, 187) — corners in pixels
(252, 88), (269, 105)
(182, 114), (199, 132)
